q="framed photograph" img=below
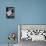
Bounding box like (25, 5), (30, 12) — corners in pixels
(18, 24), (46, 41)
(6, 7), (15, 18)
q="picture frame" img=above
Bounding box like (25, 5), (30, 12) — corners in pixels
(6, 7), (15, 18)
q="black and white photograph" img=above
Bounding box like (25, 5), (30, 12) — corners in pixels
(6, 7), (15, 18)
(18, 25), (46, 46)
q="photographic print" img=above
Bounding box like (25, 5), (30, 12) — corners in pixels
(18, 24), (46, 46)
(6, 7), (15, 18)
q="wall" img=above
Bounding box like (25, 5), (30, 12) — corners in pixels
(16, 0), (46, 24)
(0, 0), (17, 44)
(0, 0), (46, 45)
